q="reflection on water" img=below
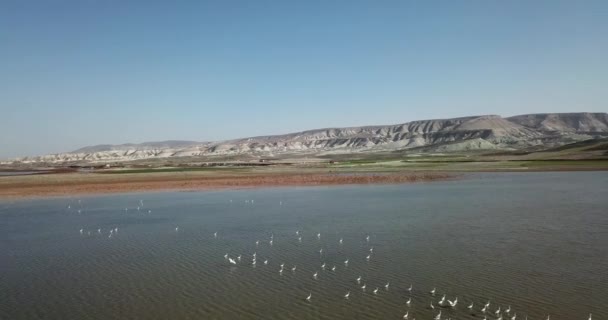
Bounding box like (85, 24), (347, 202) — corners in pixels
(1, 172), (606, 320)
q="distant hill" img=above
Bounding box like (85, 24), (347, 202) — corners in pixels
(7, 112), (608, 164)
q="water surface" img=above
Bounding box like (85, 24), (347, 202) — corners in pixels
(1, 172), (606, 320)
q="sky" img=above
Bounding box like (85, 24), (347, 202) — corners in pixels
(1, 1), (607, 159)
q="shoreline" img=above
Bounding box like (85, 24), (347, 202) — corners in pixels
(0, 172), (453, 200)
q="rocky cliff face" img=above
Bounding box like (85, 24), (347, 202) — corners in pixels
(9, 113), (608, 164)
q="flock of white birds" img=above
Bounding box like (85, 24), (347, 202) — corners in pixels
(73, 198), (594, 320)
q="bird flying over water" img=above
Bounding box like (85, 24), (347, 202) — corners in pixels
(434, 310), (441, 320)
(448, 297), (458, 307)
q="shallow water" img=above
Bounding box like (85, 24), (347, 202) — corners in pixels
(1, 172), (606, 320)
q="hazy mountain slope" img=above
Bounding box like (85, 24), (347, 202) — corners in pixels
(508, 113), (608, 133)
(7, 112), (608, 164)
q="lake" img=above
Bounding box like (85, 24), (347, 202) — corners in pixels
(1, 172), (606, 320)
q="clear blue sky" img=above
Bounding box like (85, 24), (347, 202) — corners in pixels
(1, 1), (607, 159)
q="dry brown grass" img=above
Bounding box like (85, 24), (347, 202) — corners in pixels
(0, 171), (452, 199)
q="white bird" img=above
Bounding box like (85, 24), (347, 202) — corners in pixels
(366, 255), (371, 261)
(114, 227), (118, 232)
(306, 293), (311, 302)
(296, 230), (299, 236)
(79, 229), (83, 234)
(175, 227), (179, 232)
(264, 259), (268, 265)
(313, 272), (318, 280)
(280, 263), (285, 269)
(317, 233), (321, 239)
(588, 314), (592, 320)
(511, 314), (517, 320)
(407, 284), (412, 292)
(269, 240), (273, 246)
(256, 240), (260, 246)
(252, 259), (257, 266)
(321, 263), (326, 269)
(339, 238), (343, 245)
(98, 228), (101, 234)
(406, 297), (411, 306)
(373, 287), (379, 294)
(366, 235), (370, 242)
(298, 237), (302, 242)
(438, 294), (446, 305)
(434, 310), (441, 320)
(481, 305), (487, 313)
(356, 276), (362, 283)
(430, 301), (435, 309)
(344, 259), (349, 266)
(228, 257), (237, 265)
(279, 268), (283, 275)
(369, 247), (374, 253)
(498, 316), (503, 320)
(468, 302), (474, 310)
(237, 255), (242, 262)
(319, 248), (323, 254)
(384, 282), (390, 290)
(213, 232), (217, 238)
(361, 283), (367, 290)
(506, 306), (511, 314)
(331, 266), (336, 272)
(253, 252), (257, 258)
(448, 297), (458, 307)
(495, 307), (501, 315)
(403, 311), (409, 319)
(344, 291), (350, 299)
(546, 316), (550, 320)
(430, 288), (436, 295)
(224, 253), (229, 259)
(485, 301), (491, 308)
(291, 265), (297, 272)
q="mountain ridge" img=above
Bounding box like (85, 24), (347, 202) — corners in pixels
(7, 112), (608, 164)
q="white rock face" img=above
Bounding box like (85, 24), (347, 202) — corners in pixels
(8, 113), (608, 164)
